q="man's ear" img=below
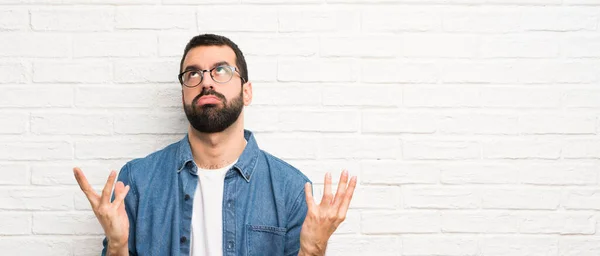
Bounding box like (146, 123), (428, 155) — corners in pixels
(242, 81), (252, 106)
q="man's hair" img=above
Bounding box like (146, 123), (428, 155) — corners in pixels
(179, 34), (248, 84)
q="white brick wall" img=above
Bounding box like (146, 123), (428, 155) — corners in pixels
(0, 1), (599, 255)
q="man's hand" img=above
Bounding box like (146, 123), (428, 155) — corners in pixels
(73, 167), (130, 254)
(299, 170), (357, 256)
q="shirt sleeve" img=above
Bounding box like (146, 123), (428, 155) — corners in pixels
(101, 163), (139, 256)
(284, 182), (310, 256)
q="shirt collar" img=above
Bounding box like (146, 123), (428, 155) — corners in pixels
(176, 129), (259, 182)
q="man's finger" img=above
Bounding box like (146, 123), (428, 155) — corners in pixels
(332, 170), (349, 206)
(112, 182), (130, 210)
(304, 182), (315, 211)
(337, 176), (357, 215)
(73, 167), (99, 202)
(101, 170), (117, 204)
(322, 172), (333, 205)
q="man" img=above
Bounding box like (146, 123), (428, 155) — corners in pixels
(73, 34), (357, 256)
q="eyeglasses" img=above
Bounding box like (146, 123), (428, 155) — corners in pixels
(178, 65), (245, 88)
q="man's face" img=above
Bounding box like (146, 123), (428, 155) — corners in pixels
(180, 45), (251, 133)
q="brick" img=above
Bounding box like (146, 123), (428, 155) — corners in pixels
(481, 237), (558, 256)
(440, 163), (519, 184)
(362, 60), (438, 83)
(237, 36), (318, 57)
(31, 163), (117, 186)
(33, 60), (112, 83)
(482, 139), (561, 159)
(562, 35), (600, 57)
(0, 8), (28, 30)
(278, 8), (359, 33)
(246, 134), (319, 160)
(245, 56), (277, 82)
(156, 84), (183, 107)
(398, 34), (480, 58)
(116, 6), (195, 30)
(482, 188), (560, 210)
(75, 85), (156, 108)
(439, 114), (520, 135)
(114, 111), (187, 134)
(73, 33), (156, 57)
(565, 89), (600, 108)
(488, 0), (561, 4)
(0, 212), (31, 235)
(520, 163), (599, 185)
(563, 139), (600, 159)
(242, 0), (320, 3)
(31, 7), (114, 31)
(278, 59), (357, 82)
(251, 83), (321, 106)
(114, 60), (179, 83)
(0, 85), (73, 108)
(0, 33), (70, 57)
(443, 10), (521, 33)
(403, 85), (479, 108)
(518, 212), (595, 234)
(362, 211), (440, 234)
(75, 136), (167, 159)
(320, 36), (401, 57)
(522, 8), (598, 31)
(403, 140), (480, 160)
(158, 32), (202, 57)
(0, 238), (71, 256)
(0, 112), (28, 134)
(163, 0), (236, 3)
(560, 238), (600, 256)
(33, 213), (102, 235)
(403, 236), (479, 256)
(0, 164), (28, 185)
(279, 110), (359, 132)
(442, 211), (519, 233)
(0, 141), (72, 160)
(0, 61), (30, 83)
(360, 161), (439, 185)
(438, 61), (514, 84)
(565, 0), (600, 4)
(362, 111), (438, 134)
(404, 187), (479, 209)
(350, 186), (400, 209)
(332, 211), (359, 235)
(481, 35), (559, 58)
(0, 188), (74, 210)
(563, 189), (600, 210)
(286, 160), (360, 184)
(245, 107), (280, 132)
(73, 238), (104, 256)
(322, 84), (401, 107)
(31, 112), (113, 135)
(481, 87), (561, 108)
(319, 136), (400, 159)
(514, 60), (599, 84)
(326, 236), (400, 256)
(519, 114), (596, 134)
(362, 6), (441, 32)
(197, 6), (278, 32)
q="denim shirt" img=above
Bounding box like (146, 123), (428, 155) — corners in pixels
(101, 130), (311, 256)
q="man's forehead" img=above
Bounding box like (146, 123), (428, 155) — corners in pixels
(183, 45), (236, 68)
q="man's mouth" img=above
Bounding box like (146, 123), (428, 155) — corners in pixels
(196, 95), (221, 106)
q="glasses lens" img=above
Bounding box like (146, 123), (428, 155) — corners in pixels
(211, 66), (233, 83)
(183, 70), (202, 87)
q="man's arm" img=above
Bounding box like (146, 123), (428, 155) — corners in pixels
(298, 170), (357, 256)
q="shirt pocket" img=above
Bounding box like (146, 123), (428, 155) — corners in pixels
(246, 224), (287, 256)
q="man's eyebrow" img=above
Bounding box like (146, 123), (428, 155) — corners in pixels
(184, 61), (231, 71)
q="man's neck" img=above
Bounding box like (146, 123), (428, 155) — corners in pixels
(187, 121), (246, 170)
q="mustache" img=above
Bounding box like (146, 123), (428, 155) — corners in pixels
(192, 89), (226, 106)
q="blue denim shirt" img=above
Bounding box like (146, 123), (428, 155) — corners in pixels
(101, 130), (310, 256)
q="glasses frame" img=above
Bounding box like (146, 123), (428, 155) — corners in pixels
(178, 65), (246, 88)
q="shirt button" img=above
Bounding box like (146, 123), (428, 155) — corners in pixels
(180, 236), (187, 243)
(184, 194), (190, 201)
(227, 241), (233, 249)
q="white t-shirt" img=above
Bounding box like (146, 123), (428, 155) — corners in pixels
(190, 160), (236, 256)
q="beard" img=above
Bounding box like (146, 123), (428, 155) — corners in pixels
(183, 88), (244, 133)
